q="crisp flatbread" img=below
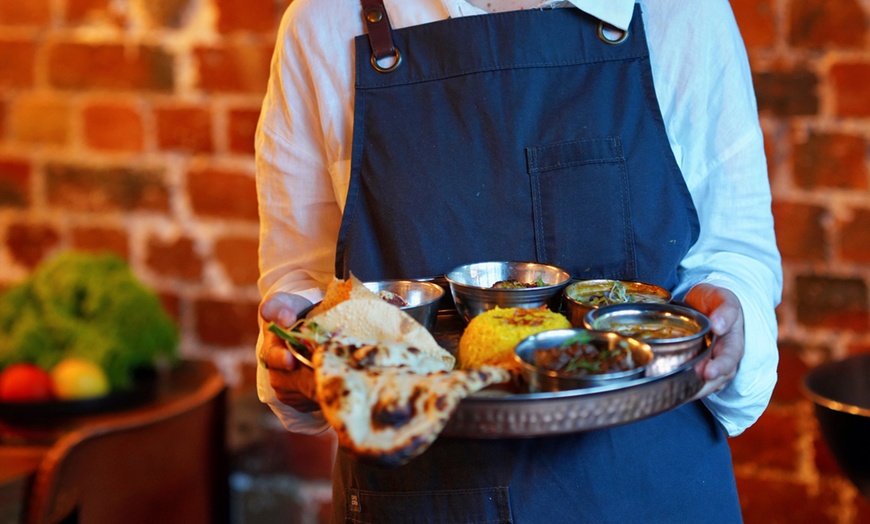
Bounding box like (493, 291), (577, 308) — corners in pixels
(307, 274), (380, 318)
(310, 298), (455, 370)
(314, 339), (510, 466)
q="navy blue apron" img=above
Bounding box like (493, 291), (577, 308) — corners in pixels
(333, 4), (741, 523)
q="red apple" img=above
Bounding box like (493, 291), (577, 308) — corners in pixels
(0, 363), (55, 402)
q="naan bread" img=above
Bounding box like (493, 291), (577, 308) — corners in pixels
(310, 298), (455, 370)
(314, 339), (510, 466)
(326, 337), (453, 374)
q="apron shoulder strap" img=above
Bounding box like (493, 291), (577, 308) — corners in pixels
(360, 0), (397, 60)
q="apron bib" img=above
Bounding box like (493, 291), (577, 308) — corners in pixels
(333, 4), (739, 523)
(336, 4), (699, 289)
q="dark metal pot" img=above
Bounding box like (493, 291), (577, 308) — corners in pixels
(802, 352), (870, 500)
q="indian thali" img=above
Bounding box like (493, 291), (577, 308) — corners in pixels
(434, 308), (711, 438)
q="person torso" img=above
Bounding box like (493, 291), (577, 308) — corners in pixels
(336, 3), (698, 290)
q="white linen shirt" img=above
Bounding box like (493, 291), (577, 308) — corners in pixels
(255, 0), (783, 437)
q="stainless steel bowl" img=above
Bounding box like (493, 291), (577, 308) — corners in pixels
(563, 279), (671, 327)
(514, 328), (653, 392)
(803, 353), (870, 501)
(584, 303), (710, 377)
(362, 280), (444, 331)
(445, 261), (571, 323)
(407, 275), (454, 312)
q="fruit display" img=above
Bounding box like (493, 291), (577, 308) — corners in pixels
(0, 358), (110, 402)
(0, 250), (179, 403)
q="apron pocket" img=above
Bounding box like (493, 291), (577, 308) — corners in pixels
(345, 486), (513, 524)
(527, 136), (637, 280)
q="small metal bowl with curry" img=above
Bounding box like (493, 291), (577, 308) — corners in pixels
(583, 303), (711, 377)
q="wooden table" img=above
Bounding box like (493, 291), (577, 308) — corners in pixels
(0, 360), (226, 524)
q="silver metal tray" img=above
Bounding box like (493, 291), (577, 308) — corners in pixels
(434, 310), (711, 438)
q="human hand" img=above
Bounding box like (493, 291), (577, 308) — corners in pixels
(683, 283), (745, 400)
(258, 292), (319, 412)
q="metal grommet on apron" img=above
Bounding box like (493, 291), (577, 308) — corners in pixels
(361, 0), (402, 73)
(598, 21), (629, 44)
(370, 48), (402, 73)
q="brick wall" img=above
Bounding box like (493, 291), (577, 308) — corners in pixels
(1, 0), (869, 523)
(730, 0), (870, 521)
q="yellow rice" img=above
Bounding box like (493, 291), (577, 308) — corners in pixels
(458, 306), (571, 371)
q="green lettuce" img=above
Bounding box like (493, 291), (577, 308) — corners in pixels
(0, 251), (179, 389)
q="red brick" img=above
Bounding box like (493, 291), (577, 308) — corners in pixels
(731, 0), (776, 49)
(214, 0), (282, 33)
(155, 105), (212, 153)
(140, 0), (191, 28)
(83, 102), (144, 152)
(64, 0), (112, 24)
(0, 158), (31, 208)
(9, 94), (71, 145)
(45, 163), (170, 212)
(227, 107), (259, 155)
(847, 341), (870, 357)
(793, 131), (868, 190)
(839, 209), (870, 264)
(771, 201), (826, 262)
(194, 43), (272, 94)
(0, 1), (51, 26)
(0, 96), (7, 140)
(754, 69), (819, 117)
(47, 42), (174, 92)
(214, 236), (259, 286)
(157, 291), (181, 325)
(6, 222), (61, 269)
(731, 409), (800, 469)
(788, 0), (866, 49)
(0, 39), (37, 89)
(146, 235), (203, 281)
(187, 166), (258, 221)
(812, 423), (845, 477)
(761, 125), (777, 184)
(830, 61), (870, 118)
(236, 363), (257, 390)
(736, 477), (836, 524)
(770, 340), (812, 404)
(194, 298), (259, 347)
(71, 227), (129, 259)
(795, 275), (869, 331)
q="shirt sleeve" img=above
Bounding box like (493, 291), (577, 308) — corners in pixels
(254, 2), (350, 432)
(643, 0), (783, 436)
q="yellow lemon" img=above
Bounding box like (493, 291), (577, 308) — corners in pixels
(51, 358), (110, 400)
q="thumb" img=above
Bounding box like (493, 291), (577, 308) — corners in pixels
(260, 293), (308, 326)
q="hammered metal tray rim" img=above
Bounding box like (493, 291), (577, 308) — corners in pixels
(436, 307), (711, 437)
(460, 344), (709, 404)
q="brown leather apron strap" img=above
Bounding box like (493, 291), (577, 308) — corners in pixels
(360, 0), (402, 72)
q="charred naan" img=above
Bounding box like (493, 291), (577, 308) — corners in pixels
(314, 338), (510, 466)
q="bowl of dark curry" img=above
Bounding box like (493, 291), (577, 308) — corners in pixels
(363, 280), (444, 331)
(514, 328), (653, 392)
(445, 261), (571, 323)
(584, 303), (711, 376)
